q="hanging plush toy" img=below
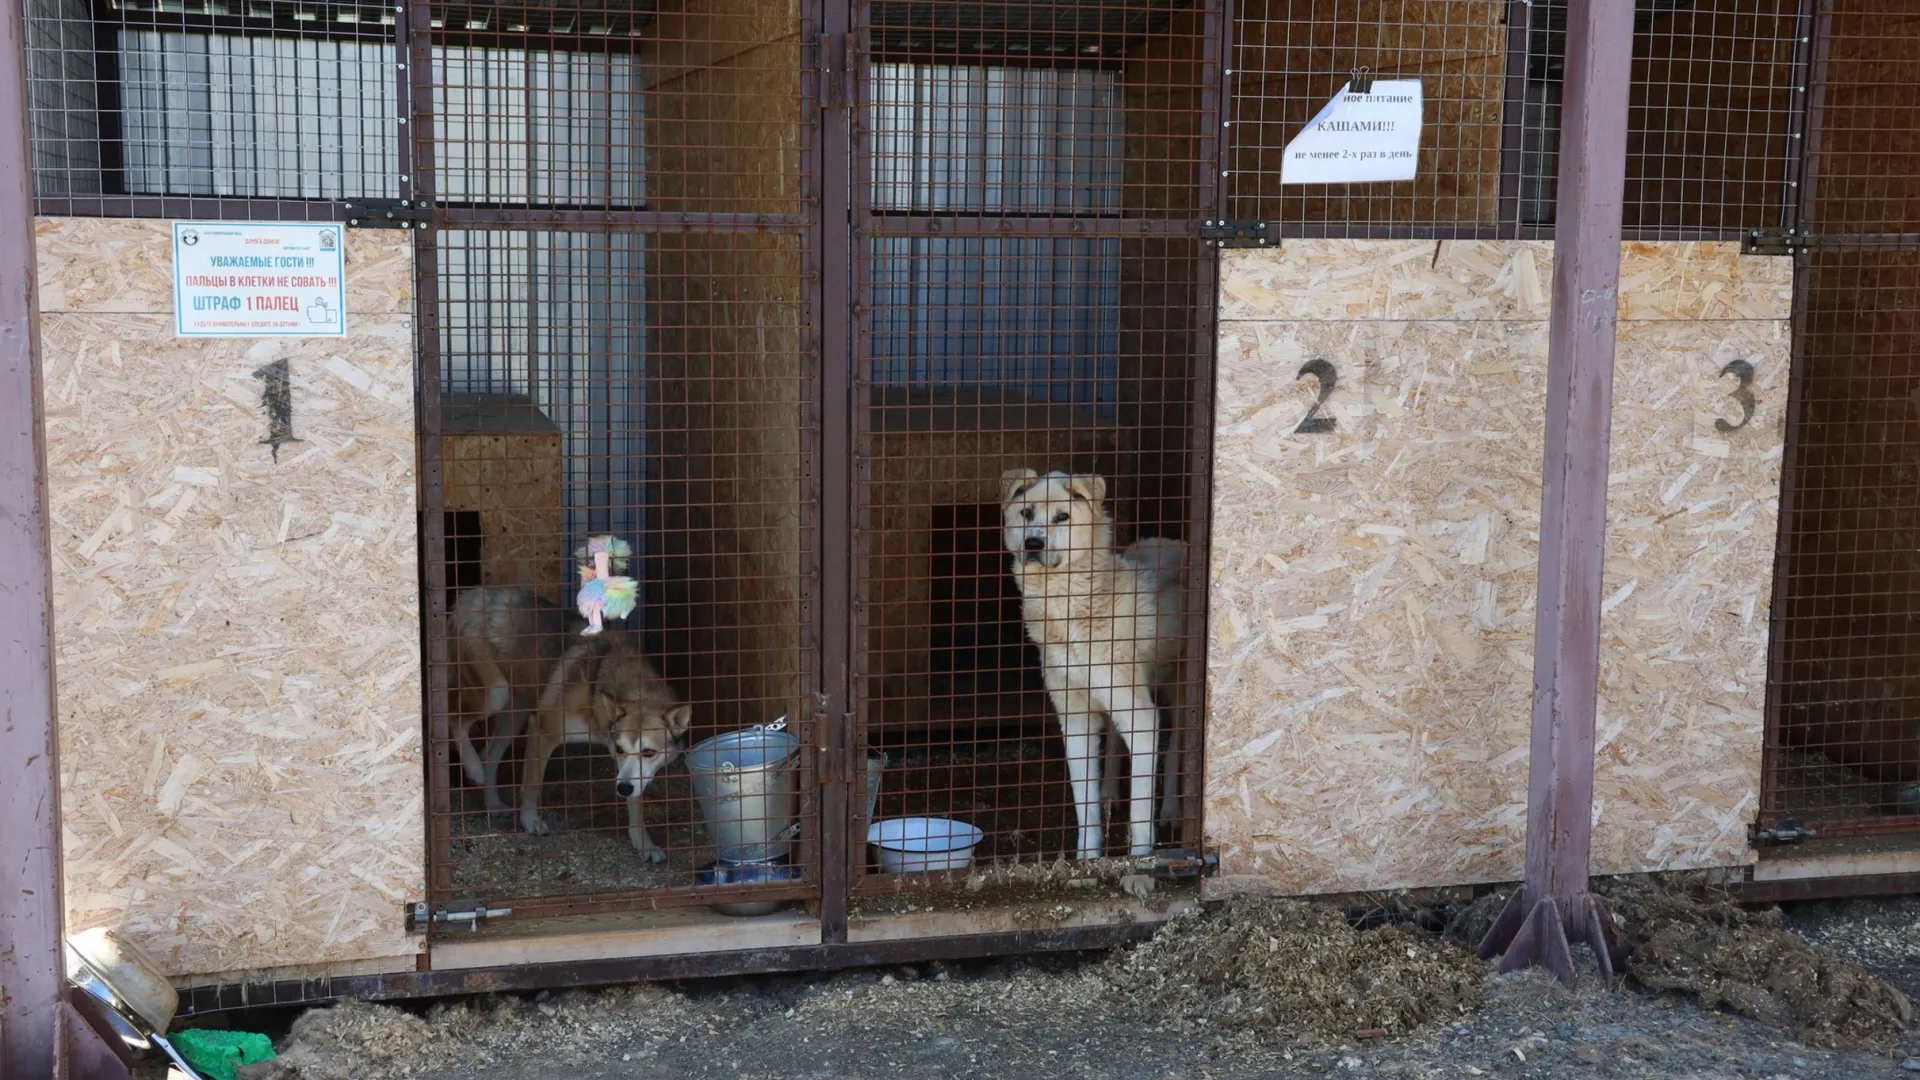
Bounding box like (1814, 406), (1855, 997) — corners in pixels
(575, 535), (637, 635)
(574, 536), (632, 575)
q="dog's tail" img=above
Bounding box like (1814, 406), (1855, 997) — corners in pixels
(1124, 538), (1187, 678)
(1122, 536), (1185, 591)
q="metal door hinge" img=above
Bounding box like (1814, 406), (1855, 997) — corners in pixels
(1751, 818), (1815, 845)
(345, 198), (433, 229)
(819, 33), (850, 111)
(1199, 220), (1277, 249)
(814, 712), (853, 787)
(1150, 849), (1220, 880)
(406, 898), (512, 933)
(1742, 228), (1806, 256)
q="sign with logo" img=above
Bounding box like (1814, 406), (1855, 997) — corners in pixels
(1280, 79), (1424, 186)
(173, 222), (347, 338)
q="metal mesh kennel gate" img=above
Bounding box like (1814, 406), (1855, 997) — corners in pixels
(413, 1), (824, 921)
(1762, 0), (1920, 842)
(416, 0), (1224, 924)
(844, 0), (1221, 901)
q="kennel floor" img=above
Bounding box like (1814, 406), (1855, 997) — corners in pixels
(443, 694), (1170, 904)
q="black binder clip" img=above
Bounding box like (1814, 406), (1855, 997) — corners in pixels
(1350, 65), (1375, 94)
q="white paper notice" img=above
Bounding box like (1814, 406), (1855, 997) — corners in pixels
(173, 221), (347, 338)
(1280, 79), (1424, 185)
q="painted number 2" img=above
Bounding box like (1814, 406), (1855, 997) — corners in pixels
(1294, 358), (1337, 434)
(1715, 359), (1756, 433)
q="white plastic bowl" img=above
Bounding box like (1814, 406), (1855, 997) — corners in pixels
(867, 817), (984, 874)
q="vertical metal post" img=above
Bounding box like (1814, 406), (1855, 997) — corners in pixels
(1477, 0), (1633, 987)
(815, 2), (853, 945)
(0, 0), (67, 1073)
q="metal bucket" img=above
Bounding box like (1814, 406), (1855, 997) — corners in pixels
(686, 716), (802, 864)
(861, 753), (886, 825)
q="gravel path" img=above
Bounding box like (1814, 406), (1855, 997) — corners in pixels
(218, 891), (1920, 1080)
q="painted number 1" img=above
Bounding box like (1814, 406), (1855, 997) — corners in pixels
(254, 358), (301, 462)
(1295, 358), (1337, 434)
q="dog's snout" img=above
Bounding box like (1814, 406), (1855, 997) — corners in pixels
(1023, 536), (1046, 552)
(615, 780), (637, 798)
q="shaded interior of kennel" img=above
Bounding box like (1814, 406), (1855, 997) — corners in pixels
(849, 0), (1219, 881)
(1763, 0), (1920, 837)
(424, 0), (817, 916)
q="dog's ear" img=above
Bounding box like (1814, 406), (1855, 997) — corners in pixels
(1000, 468), (1041, 506)
(1064, 473), (1107, 505)
(664, 703), (693, 738)
(592, 693), (618, 729)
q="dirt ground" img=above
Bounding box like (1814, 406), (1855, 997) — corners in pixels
(189, 886), (1920, 1080)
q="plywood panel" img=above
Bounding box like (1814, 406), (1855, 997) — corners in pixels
(1206, 239), (1790, 894)
(38, 218), (424, 978)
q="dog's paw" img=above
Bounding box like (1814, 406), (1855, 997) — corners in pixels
(521, 814), (551, 836)
(1118, 873), (1155, 901)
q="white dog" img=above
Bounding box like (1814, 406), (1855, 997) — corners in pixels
(1000, 468), (1186, 859)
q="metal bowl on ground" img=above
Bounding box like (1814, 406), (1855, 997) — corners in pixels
(696, 858), (800, 917)
(67, 926), (178, 1036)
(867, 816), (983, 874)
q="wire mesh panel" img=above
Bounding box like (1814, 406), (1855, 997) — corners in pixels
(849, 0), (1218, 896)
(415, 0), (819, 919)
(1765, 0), (1920, 838)
(1220, 0), (1804, 238)
(425, 230), (816, 916)
(24, 0), (407, 218)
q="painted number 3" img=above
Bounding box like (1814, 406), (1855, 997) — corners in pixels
(1294, 358), (1337, 434)
(1715, 359), (1756, 433)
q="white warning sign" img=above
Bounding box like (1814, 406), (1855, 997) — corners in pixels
(172, 221), (347, 338)
(1280, 79), (1424, 185)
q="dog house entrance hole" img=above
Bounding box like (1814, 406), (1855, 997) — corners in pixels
(443, 510), (484, 605)
(928, 503), (1043, 705)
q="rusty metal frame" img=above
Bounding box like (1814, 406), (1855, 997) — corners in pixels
(1495, 0), (1532, 233)
(172, 919), (1164, 1019)
(1476, 0), (1635, 988)
(0, 0), (67, 1074)
(1758, 0), (1827, 839)
(817, 0), (856, 946)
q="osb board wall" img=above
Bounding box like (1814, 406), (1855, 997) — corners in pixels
(1225, 0), (1505, 227)
(643, 0), (806, 735)
(37, 217), (424, 977)
(1206, 239), (1791, 894)
(646, 234), (808, 737)
(643, 0), (802, 216)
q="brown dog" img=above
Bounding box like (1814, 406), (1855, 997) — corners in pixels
(450, 586), (580, 815)
(1001, 468), (1185, 859)
(518, 633), (693, 862)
